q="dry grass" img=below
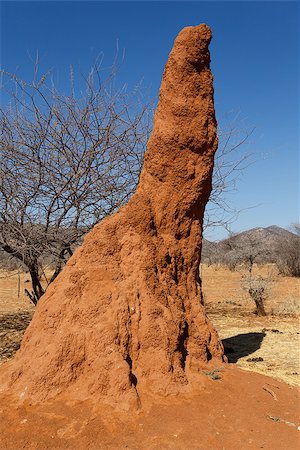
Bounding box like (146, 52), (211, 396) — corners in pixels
(209, 313), (300, 387)
(201, 263), (300, 316)
(271, 297), (300, 316)
(0, 265), (299, 387)
(0, 269), (50, 313)
(201, 264), (300, 387)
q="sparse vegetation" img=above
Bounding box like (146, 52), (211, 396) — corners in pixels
(242, 274), (273, 316)
(204, 368), (223, 380)
(275, 224), (300, 277)
(202, 225), (300, 280)
(271, 297), (300, 317)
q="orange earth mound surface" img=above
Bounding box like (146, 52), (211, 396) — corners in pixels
(0, 366), (299, 449)
(0, 24), (224, 410)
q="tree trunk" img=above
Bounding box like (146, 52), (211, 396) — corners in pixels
(254, 297), (267, 316)
(25, 264), (45, 305)
(249, 288), (267, 316)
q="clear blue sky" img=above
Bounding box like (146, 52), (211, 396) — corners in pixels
(1, 1), (299, 240)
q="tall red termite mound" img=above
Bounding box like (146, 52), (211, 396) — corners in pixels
(0, 24), (225, 409)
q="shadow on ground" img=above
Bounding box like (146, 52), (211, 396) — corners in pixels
(222, 332), (266, 363)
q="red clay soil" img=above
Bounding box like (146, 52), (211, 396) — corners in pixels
(0, 24), (299, 450)
(0, 366), (299, 449)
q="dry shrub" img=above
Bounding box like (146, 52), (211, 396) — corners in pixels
(241, 274), (274, 316)
(271, 297), (300, 317)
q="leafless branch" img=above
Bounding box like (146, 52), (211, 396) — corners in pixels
(0, 60), (153, 302)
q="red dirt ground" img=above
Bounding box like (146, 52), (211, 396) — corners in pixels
(0, 366), (299, 450)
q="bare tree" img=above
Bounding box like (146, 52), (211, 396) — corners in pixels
(275, 223), (300, 277)
(241, 274), (272, 316)
(212, 232), (272, 315)
(216, 231), (268, 272)
(203, 112), (255, 233)
(0, 59), (254, 304)
(292, 223), (300, 236)
(0, 61), (152, 303)
(216, 231), (273, 315)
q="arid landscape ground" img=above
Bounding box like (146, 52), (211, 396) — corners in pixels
(0, 264), (299, 449)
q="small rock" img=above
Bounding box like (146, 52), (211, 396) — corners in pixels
(246, 357), (264, 362)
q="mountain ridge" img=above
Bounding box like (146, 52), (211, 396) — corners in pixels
(202, 225), (299, 268)
(203, 225), (297, 245)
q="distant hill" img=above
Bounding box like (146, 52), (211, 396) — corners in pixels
(203, 225), (297, 248)
(220, 226), (296, 250)
(202, 225), (300, 275)
(264, 225), (297, 237)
